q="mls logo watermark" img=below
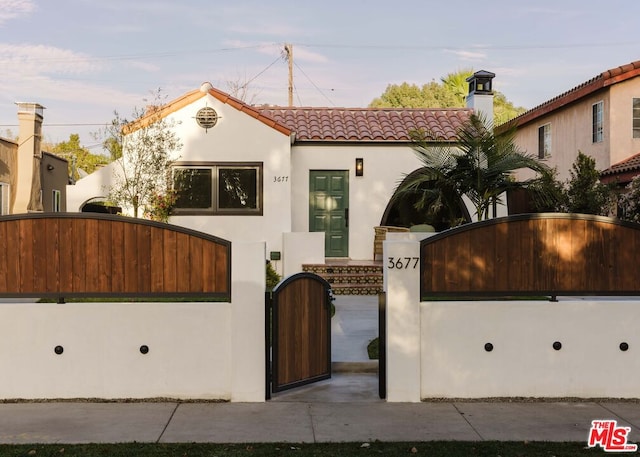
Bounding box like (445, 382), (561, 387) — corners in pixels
(588, 420), (638, 452)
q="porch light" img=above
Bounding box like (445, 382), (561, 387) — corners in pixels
(355, 158), (364, 176)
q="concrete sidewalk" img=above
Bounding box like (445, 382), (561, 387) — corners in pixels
(0, 394), (639, 444)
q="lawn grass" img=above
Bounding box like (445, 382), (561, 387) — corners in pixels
(0, 442), (607, 456)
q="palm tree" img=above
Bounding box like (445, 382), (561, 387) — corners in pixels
(395, 114), (554, 223)
(440, 69), (473, 106)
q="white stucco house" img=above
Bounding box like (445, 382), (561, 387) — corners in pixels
(67, 72), (497, 273)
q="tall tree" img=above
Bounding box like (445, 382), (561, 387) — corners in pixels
(50, 134), (110, 181)
(100, 89), (182, 218)
(396, 114), (553, 222)
(564, 151), (613, 215)
(369, 70), (526, 123)
(369, 81), (459, 108)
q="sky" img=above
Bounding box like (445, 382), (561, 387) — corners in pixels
(0, 0), (639, 151)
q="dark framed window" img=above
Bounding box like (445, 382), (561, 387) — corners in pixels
(592, 101), (604, 143)
(538, 123), (551, 158)
(0, 182), (8, 215)
(52, 190), (61, 212)
(172, 162), (263, 215)
(633, 98), (640, 139)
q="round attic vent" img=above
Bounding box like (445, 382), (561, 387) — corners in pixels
(196, 106), (218, 130)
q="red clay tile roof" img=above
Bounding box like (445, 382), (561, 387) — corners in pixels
(124, 83), (472, 142)
(258, 107), (472, 142)
(124, 87), (292, 137)
(500, 60), (640, 130)
(600, 152), (640, 184)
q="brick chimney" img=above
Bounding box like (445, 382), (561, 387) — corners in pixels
(465, 70), (495, 126)
(15, 102), (45, 213)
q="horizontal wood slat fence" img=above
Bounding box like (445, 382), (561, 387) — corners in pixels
(420, 213), (640, 300)
(0, 214), (231, 300)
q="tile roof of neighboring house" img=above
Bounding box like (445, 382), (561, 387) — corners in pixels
(500, 60), (640, 130)
(600, 152), (640, 184)
(258, 107), (472, 142)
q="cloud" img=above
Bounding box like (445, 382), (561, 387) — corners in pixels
(445, 49), (487, 62)
(128, 61), (160, 72)
(221, 40), (329, 63)
(0, 0), (35, 25)
(0, 43), (102, 75)
(293, 46), (329, 64)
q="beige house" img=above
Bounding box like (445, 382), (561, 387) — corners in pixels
(505, 60), (640, 182)
(0, 103), (68, 214)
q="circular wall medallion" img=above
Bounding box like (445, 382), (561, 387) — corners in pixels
(196, 107), (218, 130)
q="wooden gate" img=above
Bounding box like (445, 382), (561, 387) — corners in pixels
(266, 272), (332, 397)
(420, 213), (640, 299)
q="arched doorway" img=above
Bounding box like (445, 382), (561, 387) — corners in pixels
(379, 171), (471, 231)
(80, 197), (121, 215)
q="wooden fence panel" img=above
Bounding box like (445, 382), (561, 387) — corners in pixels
(421, 213), (640, 299)
(0, 214), (231, 300)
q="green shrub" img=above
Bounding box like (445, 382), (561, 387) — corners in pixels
(266, 261), (281, 291)
(367, 337), (379, 360)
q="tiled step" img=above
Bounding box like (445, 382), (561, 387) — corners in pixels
(303, 262), (383, 295)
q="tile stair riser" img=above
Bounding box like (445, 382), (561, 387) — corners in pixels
(302, 266), (383, 275)
(324, 275), (383, 285)
(331, 285), (382, 295)
(301, 263), (383, 295)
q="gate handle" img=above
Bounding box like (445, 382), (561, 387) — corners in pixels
(345, 208), (349, 227)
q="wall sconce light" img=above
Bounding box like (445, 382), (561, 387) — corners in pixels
(355, 158), (364, 176)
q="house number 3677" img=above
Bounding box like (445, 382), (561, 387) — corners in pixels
(273, 176), (289, 182)
(387, 257), (419, 269)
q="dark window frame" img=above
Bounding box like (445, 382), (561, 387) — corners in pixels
(538, 123), (551, 158)
(592, 101), (604, 143)
(633, 98), (640, 139)
(0, 182), (8, 215)
(52, 189), (61, 212)
(172, 161), (263, 216)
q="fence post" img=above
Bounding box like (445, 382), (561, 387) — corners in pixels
(385, 239), (422, 402)
(231, 242), (266, 402)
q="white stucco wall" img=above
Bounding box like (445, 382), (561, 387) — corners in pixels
(385, 239), (640, 401)
(153, 95), (293, 259)
(66, 162), (116, 212)
(282, 232), (325, 277)
(291, 143), (424, 260)
(0, 242), (265, 401)
(420, 299), (640, 399)
(66, 93), (292, 265)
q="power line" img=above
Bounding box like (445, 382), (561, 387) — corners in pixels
(297, 40), (640, 51)
(0, 43), (280, 65)
(293, 61), (336, 107)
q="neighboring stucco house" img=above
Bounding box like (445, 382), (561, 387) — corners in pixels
(505, 60), (640, 183)
(66, 72), (497, 271)
(0, 103), (68, 214)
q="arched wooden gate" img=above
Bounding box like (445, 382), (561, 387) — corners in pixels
(266, 272), (332, 398)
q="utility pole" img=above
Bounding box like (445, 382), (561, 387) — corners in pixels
(284, 43), (293, 106)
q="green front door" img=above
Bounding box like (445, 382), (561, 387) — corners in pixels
(309, 170), (349, 257)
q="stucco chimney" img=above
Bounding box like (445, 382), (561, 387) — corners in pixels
(15, 102), (45, 213)
(465, 70), (495, 127)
